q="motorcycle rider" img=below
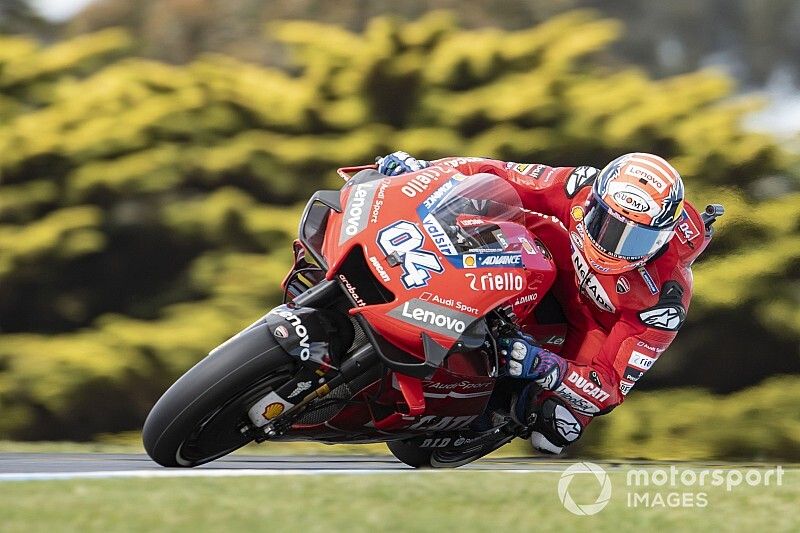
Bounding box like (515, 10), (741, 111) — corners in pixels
(375, 151), (712, 454)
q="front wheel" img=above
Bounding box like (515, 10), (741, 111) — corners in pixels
(142, 323), (294, 467)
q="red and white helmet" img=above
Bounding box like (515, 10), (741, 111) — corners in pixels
(582, 153), (685, 274)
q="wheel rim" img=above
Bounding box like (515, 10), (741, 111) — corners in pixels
(175, 371), (290, 466)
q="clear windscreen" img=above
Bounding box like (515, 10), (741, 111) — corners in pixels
(426, 173), (525, 254)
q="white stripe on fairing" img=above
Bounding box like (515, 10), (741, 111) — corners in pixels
(0, 468), (570, 481)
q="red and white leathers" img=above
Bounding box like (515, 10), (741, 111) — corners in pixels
(434, 157), (711, 451)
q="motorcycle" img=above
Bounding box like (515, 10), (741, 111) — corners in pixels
(143, 162), (561, 468)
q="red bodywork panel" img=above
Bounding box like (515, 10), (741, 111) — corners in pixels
(286, 164), (557, 439)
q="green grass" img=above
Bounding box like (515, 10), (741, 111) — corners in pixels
(0, 468), (797, 532)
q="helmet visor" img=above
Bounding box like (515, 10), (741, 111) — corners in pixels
(584, 196), (674, 261)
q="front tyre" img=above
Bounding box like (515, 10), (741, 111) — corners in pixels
(142, 323), (294, 467)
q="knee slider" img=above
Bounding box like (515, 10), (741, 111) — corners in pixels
(534, 397), (584, 448)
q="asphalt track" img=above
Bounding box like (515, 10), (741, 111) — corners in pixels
(0, 454), (577, 481)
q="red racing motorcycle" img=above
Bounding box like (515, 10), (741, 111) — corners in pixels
(143, 162), (559, 468)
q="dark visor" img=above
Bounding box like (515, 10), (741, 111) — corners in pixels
(584, 196), (674, 260)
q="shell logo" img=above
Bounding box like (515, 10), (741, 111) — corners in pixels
(463, 254), (477, 268)
(571, 206), (584, 221)
(263, 402), (285, 420)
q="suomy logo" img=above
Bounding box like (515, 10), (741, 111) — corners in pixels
(612, 189), (650, 213)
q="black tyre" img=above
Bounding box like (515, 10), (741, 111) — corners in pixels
(142, 323), (294, 467)
(386, 438), (434, 468)
(429, 430), (515, 468)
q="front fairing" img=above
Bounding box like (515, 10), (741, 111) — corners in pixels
(323, 166), (557, 359)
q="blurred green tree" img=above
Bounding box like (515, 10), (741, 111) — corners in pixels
(0, 11), (797, 442)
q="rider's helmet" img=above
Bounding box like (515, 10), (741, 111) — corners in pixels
(581, 153), (685, 274)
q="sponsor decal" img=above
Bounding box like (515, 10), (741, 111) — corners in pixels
(509, 163), (546, 178)
(616, 276), (631, 294)
(407, 415), (477, 431)
(541, 335), (565, 346)
(388, 298), (474, 338)
(338, 274), (366, 307)
(422, 180), (454, 210)
(565, 166), (599, 198)
(513, 163), (534, 174)
(624, 366), (645, 382)
(639, 305), (685, 331)
(369, 178), (391, 224)
(572, 248), (616, 313)
(400, 169), (442, 198)
(612, 187), (651, 213)
(478, 253), (522, 267)
(263, 402), (285, 420)
(518, 236), (536, 254)
(377, 221), (443, 289)
(465, 272), (525, 291)
(566, 371), (611, 403)
(555, 383), (600, 414)
(419, 291), (479, 315)
(676, 213), (701, 244)
(625, 164), (667, 192)
(420, 438), (452, 448)
(272, 309), (312, 360)
(571, 205), (585, 221)
(423, 380), (493, 391)
(514, 293), (538, 306)
(287, 381), (312, 399)
(589, 258), (611, 273)
(570, 231), (584, 251)
(619, 380), (634, 396)
(590, 370), (602, 388)
(422, 213), (457, 256)
(339, 181), (378, 244)
(628, 350), (656, 370)
(274, 325), (289, 339)
(463, 253), (477, 268)
(369, 255), (391, 282)
(636, 340), (665, 355)
(492, 229), (509, 249)
(247, 391), (293, 427)
(460, 217), (486, 227)
(638, 267), (658, 295)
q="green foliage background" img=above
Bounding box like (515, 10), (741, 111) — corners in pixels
(0, 11), (798, 457)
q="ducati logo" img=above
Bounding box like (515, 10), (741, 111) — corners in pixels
(616, 277), (630, 294)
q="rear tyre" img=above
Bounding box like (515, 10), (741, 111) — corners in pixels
(386, 438), (433, 468)
(142, 323), (294, 467)
(429, 430), (515, 468)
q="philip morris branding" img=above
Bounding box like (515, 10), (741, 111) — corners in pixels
(388, 298), (474, 339)
(339, 181), (378, 244)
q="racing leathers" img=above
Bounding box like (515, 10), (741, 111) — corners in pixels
(424, 156), (710, 453)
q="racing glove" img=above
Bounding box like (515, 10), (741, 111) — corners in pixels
(499, 333), (566, 387)
(375, 151), (429, 176)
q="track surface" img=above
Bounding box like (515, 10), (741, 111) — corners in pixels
(0, 453), (578, 480)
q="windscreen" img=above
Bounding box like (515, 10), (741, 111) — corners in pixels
(421, 173), (526, 255)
